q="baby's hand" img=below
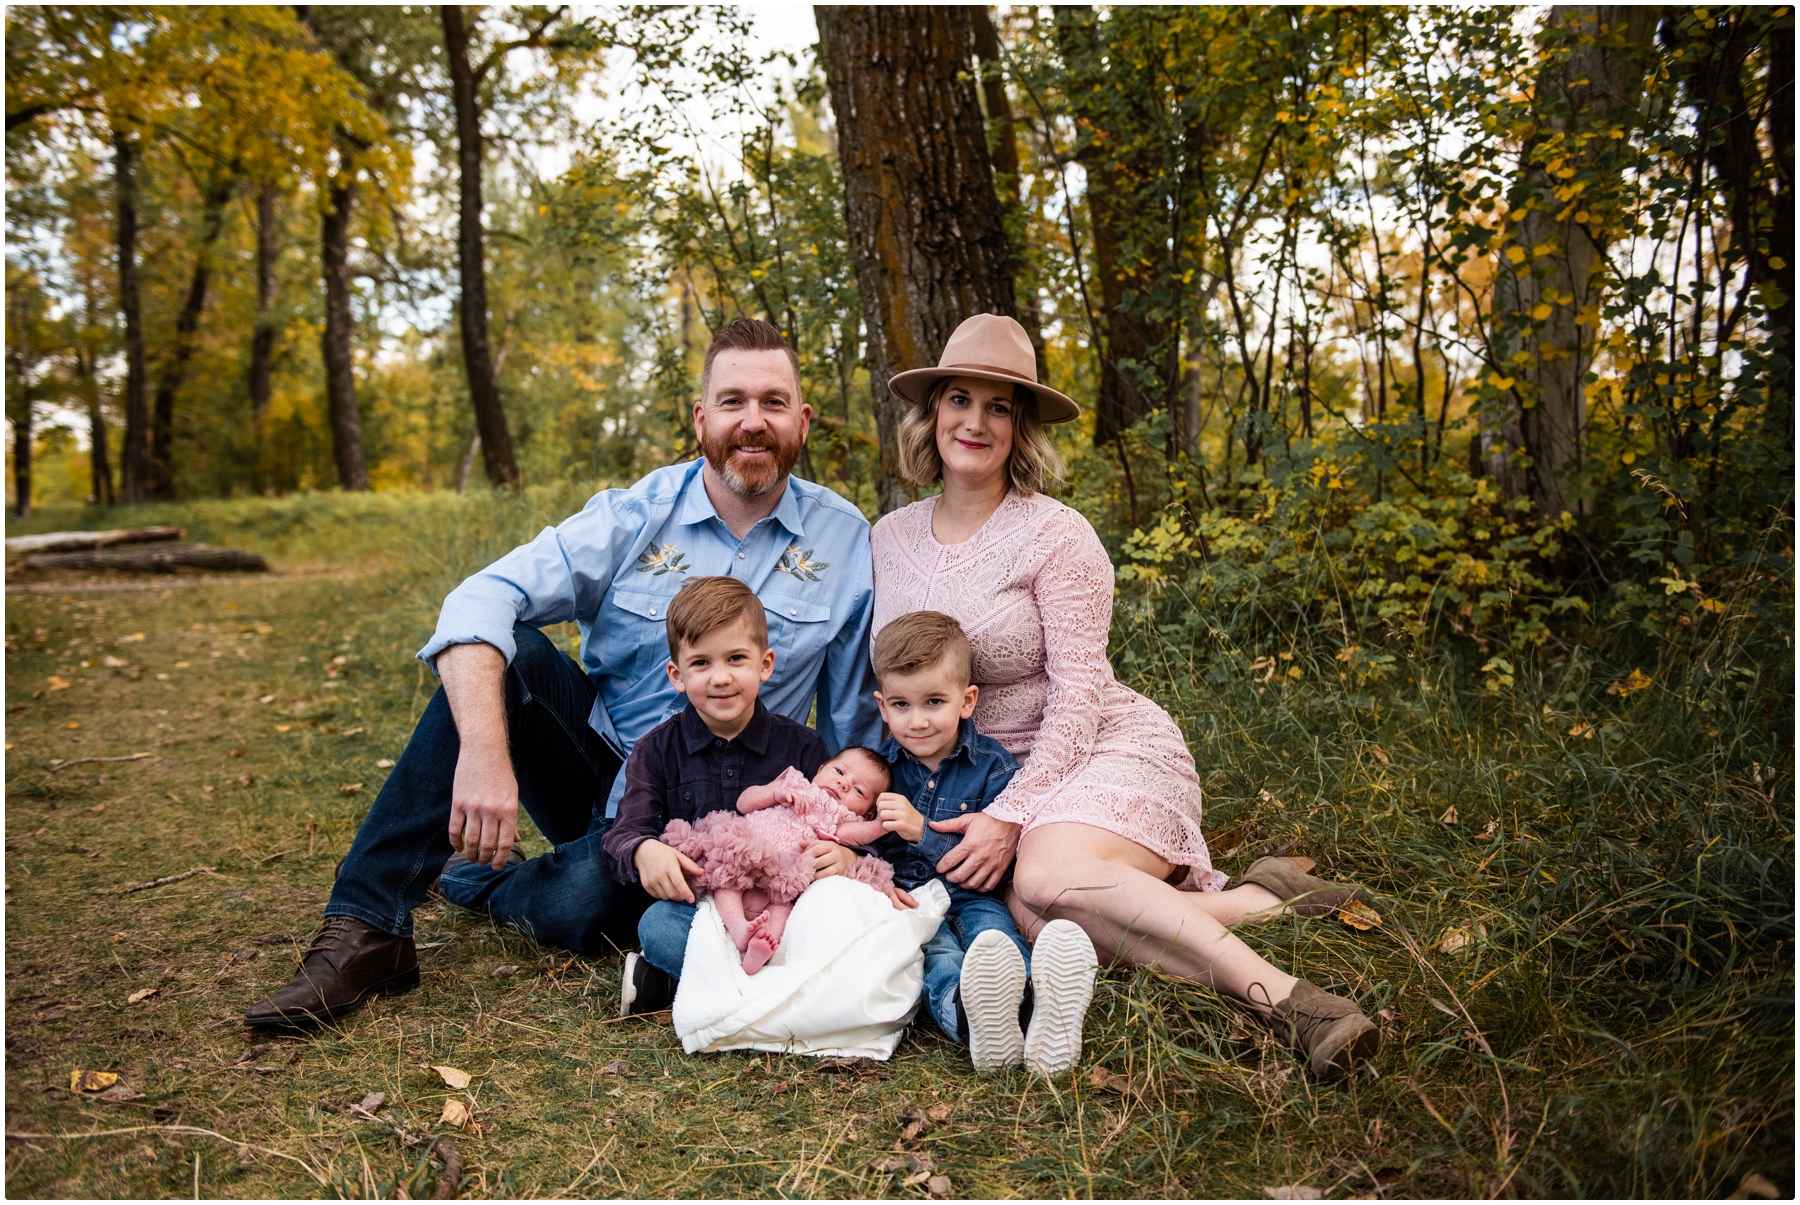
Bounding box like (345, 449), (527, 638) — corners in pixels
(875, 792), (925, 843)
(886, 885), (919, 911)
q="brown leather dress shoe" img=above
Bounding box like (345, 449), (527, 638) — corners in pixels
(1272, 979), (1381, 1081)
(244, 916), (418, 1029)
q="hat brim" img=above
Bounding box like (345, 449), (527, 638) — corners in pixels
(887, 366), (1081, 425)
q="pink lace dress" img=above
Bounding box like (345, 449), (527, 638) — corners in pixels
(871, 491), (1227, 890)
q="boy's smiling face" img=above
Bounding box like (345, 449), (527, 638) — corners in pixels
(666, 617), (775, 738)
(875, 663), (979, 772)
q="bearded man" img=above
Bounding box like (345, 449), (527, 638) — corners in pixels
(248, 319), (879, 1029)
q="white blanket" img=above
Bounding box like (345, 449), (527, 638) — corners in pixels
(672, 876), (950, 1059)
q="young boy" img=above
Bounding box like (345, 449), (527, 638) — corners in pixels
(604, 575), (865, 1014)
(870, 611), (1098, 1075)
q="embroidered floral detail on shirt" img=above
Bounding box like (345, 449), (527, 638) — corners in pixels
(775, 545), (829, 582)
(635, 543), (690, 576)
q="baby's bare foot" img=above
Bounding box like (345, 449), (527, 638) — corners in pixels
(742, 932), (777, 975)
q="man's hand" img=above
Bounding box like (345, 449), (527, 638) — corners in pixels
(439, 641), (519, 871)
(807, 840), (857, 880)
(886, 885), (920, 911)
(931, 812), (1022, 893)
(875, 791), (925, 842)
(634, 840), (701, 903)
(448, 744), (522, 870)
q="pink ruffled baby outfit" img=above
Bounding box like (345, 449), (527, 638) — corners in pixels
(660, 767), (896, 901)
(872, 491), (1228, 891)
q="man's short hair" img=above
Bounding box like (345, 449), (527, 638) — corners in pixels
(666, 575), (769, 657)
(701, 318), (801, 400)
(872, 611), (973, 688)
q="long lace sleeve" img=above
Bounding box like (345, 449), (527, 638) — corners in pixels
(985, 513), (1115, 826)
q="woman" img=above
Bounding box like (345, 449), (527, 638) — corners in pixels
(870, 314), (1381, 1080)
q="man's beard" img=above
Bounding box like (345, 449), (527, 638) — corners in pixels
(701, 428), (803, 498)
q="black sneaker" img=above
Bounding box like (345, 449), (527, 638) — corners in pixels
(619, 952), (677, 1017)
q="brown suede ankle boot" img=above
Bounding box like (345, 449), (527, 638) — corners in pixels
(1272, 979), (1380, 1080)
(1241, 855), (1375, 917)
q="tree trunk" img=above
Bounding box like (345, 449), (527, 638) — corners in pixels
(115, 129), (151, 504)
(75, 346), (114, 507)
(1489, 6), (1656, 515)
(149, 168), (236, 500)
(971, 8), (1047, 382)
(817, 5), (1016, 514)
(9, 294), (32, 521)
(249, 182), (278, 424)
(320, 171), (371, 491)
(441, 4), (521, 490)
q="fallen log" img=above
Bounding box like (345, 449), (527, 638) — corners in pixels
(5, 526), (184, 556)
(23, 543), (267, 573)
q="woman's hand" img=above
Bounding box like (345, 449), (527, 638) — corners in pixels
(807, 840), (857, 880)
(930, 813), (1022, 893)
(875, 791), (925, 842)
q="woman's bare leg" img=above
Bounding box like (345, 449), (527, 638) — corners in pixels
(1008, 823), (1297, 1013)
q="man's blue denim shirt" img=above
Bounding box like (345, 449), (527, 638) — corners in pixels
(875, 718), (1019, 891)
(419, 459), (881, 816)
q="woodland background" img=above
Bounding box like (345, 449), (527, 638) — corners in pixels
(1, 6), (1794, 1198)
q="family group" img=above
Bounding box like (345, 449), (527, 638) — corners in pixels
(245, 313), (1382, 1081)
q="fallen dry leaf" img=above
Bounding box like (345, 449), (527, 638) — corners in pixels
(1338, 900), (1384, 930)
(1263, 1187), (1324, 1201)
(600, 1059), (636, 1077)
(353, 1091), (387, 1117)
(342, 726), (365, 737)
(439, 1097), (471, 1129)
(1367, 743), (1390, 765)
(872, 1151), (934, 1175)
(274, 724), (291, 733)
(96, 1084), (145, 1104)
(1437, 923), (1487, 955)
(433, 1065), (472, 1090)
(927, 1174), (952, 1198)
(127, 987), (159, 1004)
(62, 721), (79, 730)
(1729, 1172), (1781, 1200)
(377, 758), (395, 768)
(46, 676), (71, 692)
(339, 782), (364, 795)
(229, 747), (247, 758)
(71, 1070), (119, 1093)
(259, 695), (275, 704)
(1088, 1065), (1132, 1093)
(1439, 805), (1459, 825)
(491, 964), (519, 978)
(925, 1102), (952, 1124)
(88, 803), (106, 813)
(606, 1087), (625, 1098)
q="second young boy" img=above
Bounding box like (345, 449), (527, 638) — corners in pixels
(869, 611), (1098, 1075)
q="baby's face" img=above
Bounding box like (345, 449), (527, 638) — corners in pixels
(813, 754), (888, 816)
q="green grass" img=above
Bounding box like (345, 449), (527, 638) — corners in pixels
(4, 491), (1791, 1198)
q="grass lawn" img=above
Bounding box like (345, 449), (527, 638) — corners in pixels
(4, 492), (1792, 1198)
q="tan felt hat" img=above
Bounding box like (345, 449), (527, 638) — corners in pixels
(887, 313), (1080, 424)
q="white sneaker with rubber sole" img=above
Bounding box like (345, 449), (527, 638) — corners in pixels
(1023, 919), (1098, 1076)
(959, 929), (1027, 1072)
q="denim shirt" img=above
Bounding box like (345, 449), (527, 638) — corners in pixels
(418, 459), (881, 815)
(874, 718), (1019, 891)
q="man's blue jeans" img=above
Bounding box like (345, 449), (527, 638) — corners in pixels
(326, 624), (649, 955)
(923, 885), (1031, 1042)
(636, 883), (1028, 1044)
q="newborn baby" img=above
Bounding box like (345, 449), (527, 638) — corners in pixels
(660, 747), (902, 973)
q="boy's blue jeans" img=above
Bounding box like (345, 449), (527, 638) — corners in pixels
(325, 624), (649, 955)
(636, 881), (1028, 1045)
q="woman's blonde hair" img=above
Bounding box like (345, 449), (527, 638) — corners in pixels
(897, 377), (1065, 497)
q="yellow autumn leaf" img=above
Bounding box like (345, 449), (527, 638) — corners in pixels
(45, 676), (71, 692)
(1338, 900), (1383, 930)
(439, 1097), (471, 1128)
(1506, 246), (1526, 264)
(71, 1070), (119, 1093)
(1531, 303), (1553, 320)
(128, 987), (159, 1004)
